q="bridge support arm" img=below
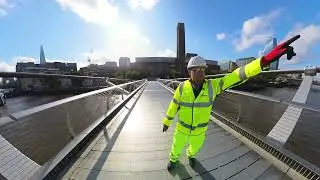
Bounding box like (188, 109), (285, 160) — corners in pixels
(105, 78), (130, 95)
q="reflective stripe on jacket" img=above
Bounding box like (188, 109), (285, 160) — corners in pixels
(162, 58), (262, 135)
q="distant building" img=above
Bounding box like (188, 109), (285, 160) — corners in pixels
(16, 62), (35, 72)
(262, 37), (279, 70)
(236, 57), (255, 67)
(176, 22), (186, 77)
(205, 60), (218, 66)
(79, 61), (117, 77)
(79, 64), (99, 76)
(104, 61), (117, 67)
(119, 57), (130, 69)
(133, 57), (176, 78)
(16, 46), (77, 74)
(219, 61), (238, 73)
(184, 53), (219, 74)
(205, 60), (220, 74)
(40, 45), (46, 65)
(99, 61), (117, 76)
(185, 53), (198, 63)
(16, 62), (77, 74)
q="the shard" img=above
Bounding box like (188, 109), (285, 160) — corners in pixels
(40, 45), (46, 64)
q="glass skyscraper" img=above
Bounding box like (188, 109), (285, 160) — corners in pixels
(262, 37), (279, 70)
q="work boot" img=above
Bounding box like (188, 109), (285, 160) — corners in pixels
(189, 157), (196, 168)
(167, 161), (177, 171)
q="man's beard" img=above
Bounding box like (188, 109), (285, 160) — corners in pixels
(192, 74), (205, 84)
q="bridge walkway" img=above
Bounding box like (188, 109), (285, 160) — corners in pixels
(61, 81), (292, 180)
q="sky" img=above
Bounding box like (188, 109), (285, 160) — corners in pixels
(0, 0), (320, 72)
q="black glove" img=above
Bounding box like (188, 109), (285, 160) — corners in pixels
(162, 124), (169, 132)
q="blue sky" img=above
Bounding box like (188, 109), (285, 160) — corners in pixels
(0, 0), (320, 71)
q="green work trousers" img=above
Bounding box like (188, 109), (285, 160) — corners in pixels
(169, 129), (206, 162)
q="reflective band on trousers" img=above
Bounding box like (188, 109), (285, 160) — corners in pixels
(177, 81), (214, 108)
(179, 120), (209, 130)
(166, 115), (174, 120)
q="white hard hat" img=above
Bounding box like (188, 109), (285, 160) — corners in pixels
(187, 56), (207, 69)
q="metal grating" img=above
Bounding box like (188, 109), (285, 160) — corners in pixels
(214, 113), (320, 180)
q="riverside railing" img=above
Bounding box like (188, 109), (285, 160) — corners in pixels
(0, 79), (147, 179)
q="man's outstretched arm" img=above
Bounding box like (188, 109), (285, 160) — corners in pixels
(212, 35), (300, 96)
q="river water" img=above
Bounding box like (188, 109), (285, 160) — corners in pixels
(0, 94), (73, 118)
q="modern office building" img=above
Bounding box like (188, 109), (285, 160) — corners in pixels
(236, 57), (256, 67)
(219, 61), (238, 73)
(119, 57), (130, 69)
(262, 37), (279, 70)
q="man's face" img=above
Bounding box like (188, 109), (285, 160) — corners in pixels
(188, 66), (206, 83)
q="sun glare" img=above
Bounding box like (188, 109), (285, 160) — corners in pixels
(105, 21), (151, 61)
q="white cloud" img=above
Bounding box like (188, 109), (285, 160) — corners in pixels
(128, 0), (159, 10)
(281, 24), (320, 65)
(0, 56), (36, 73)
(55, 0), (166, 67)
(56, 0), (119, 26)
(0, 0), (10, 7)
(102, 22), (156, 61)
(0, 0), (13, 17)
(55, 0), (157, 63)
(234, 9), (281, 51)
(0, 61), (14, 72)
(0, 8), (7, 16)
(216, 33), (226, 40)
(156, 49), (176, 57)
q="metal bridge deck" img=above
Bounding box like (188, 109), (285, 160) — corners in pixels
(61, 81), (291, 180)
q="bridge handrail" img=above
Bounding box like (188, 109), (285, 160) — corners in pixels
(0, 72), (135, 81)
(171, 67), (320, 80)
(7, 79), (146, 121)
(0, 72), (107, 79)
(33, 79), (147, 179)
(157, 77), (320, 113)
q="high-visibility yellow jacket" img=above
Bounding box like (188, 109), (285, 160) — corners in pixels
(163, 58), (263, 135)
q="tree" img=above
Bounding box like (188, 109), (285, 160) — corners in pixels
(170, 69), (177, 78)
(125, 70), (141, 80)
(115, 70), (125, 79)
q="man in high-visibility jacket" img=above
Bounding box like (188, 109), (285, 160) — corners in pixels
(162, 35), (300, 170)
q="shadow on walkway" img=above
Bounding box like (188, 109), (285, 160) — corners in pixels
(86, 105), (131, 180)
(169, 159), (217, 180)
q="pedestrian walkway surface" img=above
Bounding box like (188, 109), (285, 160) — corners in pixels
(61, 81), (292, 180)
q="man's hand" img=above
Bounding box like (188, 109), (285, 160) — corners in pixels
(261, 35), (300, 67)
(162, 124), (169, 132)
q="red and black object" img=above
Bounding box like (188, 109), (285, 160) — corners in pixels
(261, 35), (301, 66)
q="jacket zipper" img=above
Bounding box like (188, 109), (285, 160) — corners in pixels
(190, 100), (195, 135)
(190, 80), (204, 135)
